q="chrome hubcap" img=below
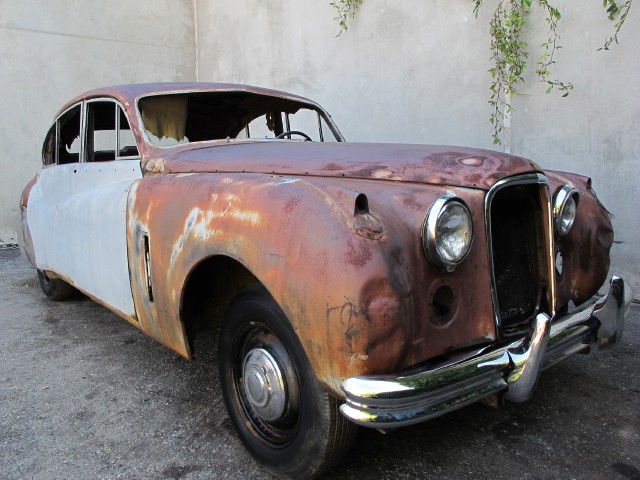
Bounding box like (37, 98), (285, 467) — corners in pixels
(243, 348), (286, 421)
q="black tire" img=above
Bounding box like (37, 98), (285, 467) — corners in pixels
(37, 269), (75, 301)
(218, 285), (356, 479)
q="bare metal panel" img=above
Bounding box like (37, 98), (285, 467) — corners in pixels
(28, 160), (142, 317)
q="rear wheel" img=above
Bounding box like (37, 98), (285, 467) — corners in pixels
(37, 269), (75, 301)
(218, 285), (356, 478)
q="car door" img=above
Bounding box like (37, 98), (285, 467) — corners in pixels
(28, 99), (143, 318)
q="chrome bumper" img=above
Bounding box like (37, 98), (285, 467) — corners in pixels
(340, 276), (633, 428)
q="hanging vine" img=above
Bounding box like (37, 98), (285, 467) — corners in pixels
(331, 0), (633, 145)
(330, 0), (363, 36)
(601, 0), (633, 50)
(486, 1), (530, 145)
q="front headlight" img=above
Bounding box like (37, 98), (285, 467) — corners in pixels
(422, 195), (473, 272)
(553, 185), (578, 236)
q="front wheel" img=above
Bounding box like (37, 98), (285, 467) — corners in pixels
(218, 285), (356, 478)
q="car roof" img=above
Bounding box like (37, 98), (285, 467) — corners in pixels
(54, 82), (318, 118)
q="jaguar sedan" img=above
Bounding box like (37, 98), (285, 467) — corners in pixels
(19, 83), (632, 478)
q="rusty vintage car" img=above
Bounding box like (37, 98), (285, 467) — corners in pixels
(19, 83), (632, 478)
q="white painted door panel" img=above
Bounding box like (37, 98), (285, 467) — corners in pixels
(28, 160), (142, 317)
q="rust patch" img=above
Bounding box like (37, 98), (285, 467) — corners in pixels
(358, 278), (407, 371)
(345, 237), (373, 269)
(372, 168), (402, 181)
(459, 156), (486, 167)
(284, 195), (301, 214)
(353, 213), (384, 240)
(323, 162), (345, 171)
(144, 158), (165, 173)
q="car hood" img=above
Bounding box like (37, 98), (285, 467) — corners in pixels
(152, 141), (541, 190)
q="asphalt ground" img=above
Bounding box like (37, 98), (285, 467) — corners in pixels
(1, 246), (639, 480)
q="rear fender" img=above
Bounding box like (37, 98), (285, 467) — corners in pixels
(18, 175), (38, 266)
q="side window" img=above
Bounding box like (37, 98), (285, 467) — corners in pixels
(57, 105), (81, 164)
(118, 108), (139, 157)
(42, 123), (56, 166)
(86, 101), (116, 162)
(285, 109), (339, 142)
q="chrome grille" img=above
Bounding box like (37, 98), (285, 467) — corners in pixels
(487, 177), (548, 331)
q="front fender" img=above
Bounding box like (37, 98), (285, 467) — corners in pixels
(127, 172), (496, 396)
(546, 171), (613, 309)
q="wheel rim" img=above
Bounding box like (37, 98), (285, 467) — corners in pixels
(231, 322), (301, 448)
(243, 348), (287, 421)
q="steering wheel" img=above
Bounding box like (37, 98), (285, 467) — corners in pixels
(276, 130), (312, 141)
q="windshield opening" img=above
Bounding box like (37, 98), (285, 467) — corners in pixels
(138, 91), (340, 147)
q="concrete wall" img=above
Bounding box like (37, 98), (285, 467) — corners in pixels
(195, 0), (639, 295)
(0, 0), (196, 244)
